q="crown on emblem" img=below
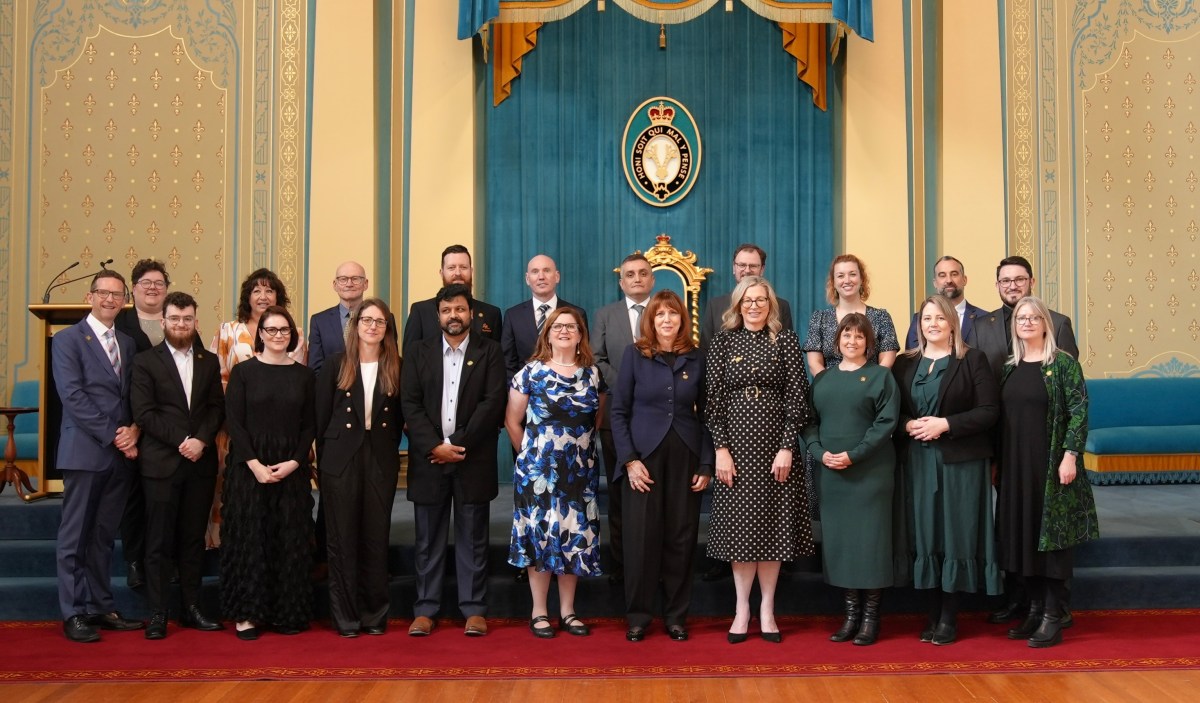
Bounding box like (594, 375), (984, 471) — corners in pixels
(647, 102), (675, 125)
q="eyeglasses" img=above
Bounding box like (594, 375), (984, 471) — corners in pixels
(260, 327), (291, 338)
(136, 279), (167, 290)
(998, 276), (1031, 288)
(90, 289), (124, 301)
(358, 316), (387, 329)
(549, 323), (580, 332)
(733, 263), (761, 271)
(165, 315), (195, 325)
(740, 297), (769, 308)
(1015, 315), (1043, 326)
(334, 276), (366, 286)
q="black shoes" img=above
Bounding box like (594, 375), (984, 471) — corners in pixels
(126, 561), (145, 589)
(666, 625), (688, 642)
(338, 629), (359, 638)
(235, 626), (259, 641)
(853, 589), (881, 646)
(1008, 601), (1045, 640)
(626, 626), (646, 642)
(362, 625), (386, 636)
(88, 611), (145, 631)
(987, 599), (1027, 624)
(931, 622), (957, 646)
(760, 630), (782, 643)
(1028, 614), (1064, 648)
(63, 615), (100, 643)
(529, 615), (555, 639)
(559, 614), (590, 636)
(145, 612), (167, 640)
(727, 630), (748, 644)
(180, 604), (225, 631)
(830, 589), (861, 643)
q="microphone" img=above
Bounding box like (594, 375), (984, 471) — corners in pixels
(99, 258), (114, 269)
(42, 261), (80, 304)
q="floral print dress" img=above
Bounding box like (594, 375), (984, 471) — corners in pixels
(508, 360), (603, 576)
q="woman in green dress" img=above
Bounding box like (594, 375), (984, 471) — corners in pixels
(804, 313), (900, 646)
(893, 296), (1001, 646)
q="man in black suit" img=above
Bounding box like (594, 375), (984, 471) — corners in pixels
(501, 254), (588, 380)
(130, 291), (226, 639)
(403, 245), (502, 355)
(401, 284), (507, 638)
(54, 270), (144, 642)
(700, 243), (793, 349)
(973, 255), (1079, 380)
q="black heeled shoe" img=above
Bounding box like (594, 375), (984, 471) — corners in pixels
(830, 589), (861, 643)
(760, 630), (782, 643)
(626, 626), (646, 642)
(931, 622), (957, 646)
(727, 630), (748, 644)
(529, 615), (555, 639)
(235, 625), (259, 641)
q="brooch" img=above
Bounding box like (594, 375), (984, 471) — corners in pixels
(732, 356), (743, 363)
(860, 376), (867, 382)
(682, 372), (689, 380)
(467, 360), (475, 366)
(1045, 370), (1053, 377)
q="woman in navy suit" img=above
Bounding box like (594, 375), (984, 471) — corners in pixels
(315, 298), (403, 637)
(610, 291), (714, 642)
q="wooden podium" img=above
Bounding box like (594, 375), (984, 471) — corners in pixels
(24, 304), (93, 500)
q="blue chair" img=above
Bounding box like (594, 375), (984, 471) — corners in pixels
(10, 380), (39, 461)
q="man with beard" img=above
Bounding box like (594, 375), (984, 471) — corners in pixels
(903, 256), (989, 350)
(403, 245), (502, 355)
(973, 255), (1079, 379)
(401, 284), (506, 637)
(130, 291), (225, 639)
(700, 243), (794, 349)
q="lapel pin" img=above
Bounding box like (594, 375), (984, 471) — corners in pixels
(860, 376), (867, 382)
(467, 360), (475, 366)
(85, 335), (92, 341)
(682, 371), (689, 380)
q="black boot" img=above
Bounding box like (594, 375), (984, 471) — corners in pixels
(919, 591), (941, 642)
(1007, 600), (1044, 640)
(931, 592), (959, 646)
(830, 589), (860, 642)
(1028, 614), (1063, 648)
(853, 589), (881, 646)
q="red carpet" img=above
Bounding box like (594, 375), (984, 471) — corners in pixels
(2, 610), (1198, 682)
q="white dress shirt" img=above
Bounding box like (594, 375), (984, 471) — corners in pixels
(171, 344), (194, 409)
(441, 334), (470, 442)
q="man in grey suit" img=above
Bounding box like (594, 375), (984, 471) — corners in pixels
(592, 253), (655, 584)
(700, 243), (793, 349)
(972, 255), (1079, 380)
(54, 270), (145, 642)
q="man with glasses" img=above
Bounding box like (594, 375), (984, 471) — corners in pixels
(54, 270), (145, 642)
(130, 291), (225, 639)
(700, 244), (793, 349)
(974, 255), (1079, 380)
(309, 261), (396, 375)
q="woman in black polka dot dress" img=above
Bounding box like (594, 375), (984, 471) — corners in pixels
(706, 276), (815, 643)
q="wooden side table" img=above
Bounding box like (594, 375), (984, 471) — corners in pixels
(0, 406), (38, 500)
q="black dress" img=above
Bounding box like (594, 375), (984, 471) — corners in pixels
(221, 358), (317, 629)
(996, 360), (1073, 579)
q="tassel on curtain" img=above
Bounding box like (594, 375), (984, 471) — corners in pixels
(779, 22), (827, 111)
(492, 22), (543, 107)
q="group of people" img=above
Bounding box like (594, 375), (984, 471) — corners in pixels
(50, 243), (1096, 652)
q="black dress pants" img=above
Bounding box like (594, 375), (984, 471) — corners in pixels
(143, 466), (216, 613)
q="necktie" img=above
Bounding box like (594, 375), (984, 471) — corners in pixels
(103, 328), (121, 377)
(343, 311), (351, 333)
(632, 304), (645, 336)
(535, 303), (551, 333)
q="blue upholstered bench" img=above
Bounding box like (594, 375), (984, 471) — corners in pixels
(1084, 377), (1200, 485)
(9, 380), (39, 462)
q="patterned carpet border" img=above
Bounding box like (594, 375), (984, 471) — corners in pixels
(2, 611), (1199, 682)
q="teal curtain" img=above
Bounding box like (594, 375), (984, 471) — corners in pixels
(482, 8), (833, 337)
(833, 0), (873, 41)
(458, 0), (499, 39)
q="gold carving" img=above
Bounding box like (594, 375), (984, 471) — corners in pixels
(1166, 294), (1180, 316)
(171, 94), (183, 116)
(83, 93), (96, 115)
(103, 169), (116, 191)
(148, 119), (162, 140)
(82, 144), (95, 165)
(1145, 268), (1157, 291)
(192, 119), (205, 141)
(105, 68), (118, 89)
(192, 170), (205, 191)
(129, 43), (142, 64)
(125, 195), (140, 217)
(1144, 219), (1156, 241)
(58, 220), (71, 242)
(1123, 244), (1136, 266)
(150, 68), (163, 90)
(146, 220), (159, 243)
(147, 169), (160, 191)
(104, 118), (118, 141)
(1125, 344), (1138, 366)
(60, 118), (74, 139)
(1124, 294), (1137, 316)
(1103, 268), (1116, 290)
(170, 144), (183, 166)
(1166, 244), (1180, 265)
(124, 246), (139, 267)
(191, 221), (204, 243)
(169, 195), (182, 217)
(1103, 318), (1116, 341)
(168, 247), (181, 268)
(128, 93), (140, 115)
(84, 43), (97, 64)
(103, 220), (116, 243)
(1143, 121), (1156, 142)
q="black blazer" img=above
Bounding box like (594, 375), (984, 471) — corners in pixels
(402, 297), (502, 356)
(115, 307), (207, 355)
(315, 352), (403, 478)
(130, 343), (224, 480)
(500, 298), (587, 379)
(892, 347), (1000, 464)
(400, 334), (506, 504)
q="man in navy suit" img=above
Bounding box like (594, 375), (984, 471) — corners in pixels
(54, 270), (145, 642)
(903, 255), (989, 350)
(309, 261), (397, 374)
(501, 254), (588, 381)
(403, 245), (502, 355)
(700, 243), (793, 349)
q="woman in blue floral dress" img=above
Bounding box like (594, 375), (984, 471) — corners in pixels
(505, 307), (602, 639)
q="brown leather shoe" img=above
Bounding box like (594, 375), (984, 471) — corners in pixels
(464, 615), (488, 637)
(408, 616), (435, 637)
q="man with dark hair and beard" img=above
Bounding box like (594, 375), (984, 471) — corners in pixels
(130, 291), (226, 639)
(401, 284), (506, 638)
(903, 256), (989, 350)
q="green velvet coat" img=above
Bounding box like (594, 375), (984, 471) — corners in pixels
(1001, 351), (1099, 551)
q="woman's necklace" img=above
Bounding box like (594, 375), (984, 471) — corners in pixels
(548, 359), (577, 369)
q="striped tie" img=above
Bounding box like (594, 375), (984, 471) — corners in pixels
(535, 303), (551, 333)
(103, 328), (121, 377)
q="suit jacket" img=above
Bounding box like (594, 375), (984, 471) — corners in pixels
(308, 304), (398, 375)
(973, 305), (1079, 380)
(608, 345), (714, 481)
(400, 334), (506, 504)
(592, 298), (640, 428)
(115, 307), (207, 356)
(130, 342), (224, 480)
(402, 297), (502, 356)
(892, 347), (1000, 464)
(315, 352), (403, 478)
(501, 298), (588, 380)
(903, 299), (989, 350)
(52, 318), (137, 471)
(700, 293), (793, 349)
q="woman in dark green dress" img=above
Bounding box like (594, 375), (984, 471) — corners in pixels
(893, 296), (1001, 646)
(804, 313), (899, 646)
(996, 296), (1098, 649)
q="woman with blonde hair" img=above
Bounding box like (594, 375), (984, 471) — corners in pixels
(706, 276), (814, 643)
(892, 295), (1001, 645)
(995, 296), (1097, 648)
(803, 254), (900, 375)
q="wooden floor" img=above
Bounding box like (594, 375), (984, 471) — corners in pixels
(3, 671), (1197, 702)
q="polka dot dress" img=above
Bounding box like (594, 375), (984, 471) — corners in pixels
(705, 327), (816, 562)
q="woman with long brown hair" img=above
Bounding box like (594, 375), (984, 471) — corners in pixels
(315, 298), (403, 637)
(610, 291), (713, 642)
